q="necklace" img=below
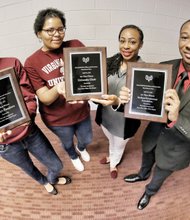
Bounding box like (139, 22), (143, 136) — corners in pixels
(118, 68), (127, 78)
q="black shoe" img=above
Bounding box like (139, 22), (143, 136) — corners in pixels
(49, 187), (58, 195)
(137, 192), (151, 210)
(124, 173), (146, 183)
(57, 176), (72, 185)
(44, 183), (58, 195)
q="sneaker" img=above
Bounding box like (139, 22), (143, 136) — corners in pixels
(71, 157), (84, 172)
(76, 145), (90, 162)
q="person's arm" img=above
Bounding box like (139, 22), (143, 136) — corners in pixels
(113, 86), (131, 112)
(36, 83), (64, 106)
(24, 57), (66, 106)
(15, 59), (37, 119)
(91, 86), (131, 111)
(119, 86), (131, 104)
(90, 94), (120, 106)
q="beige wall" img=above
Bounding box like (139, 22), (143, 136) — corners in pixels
(0, 0), (189, 64)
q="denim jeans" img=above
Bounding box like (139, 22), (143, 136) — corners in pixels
(48, 116), (92, 159)
(0, 124), (63, 185)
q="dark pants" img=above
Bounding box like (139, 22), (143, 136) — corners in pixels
(48, 116), (92, 159)
(138, 147), (173, 196)
(0, 125), (63, 185)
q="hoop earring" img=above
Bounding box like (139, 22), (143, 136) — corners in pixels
(39, 38), (42, 43)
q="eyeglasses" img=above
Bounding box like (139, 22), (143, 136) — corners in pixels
(42, 27), (66, 36)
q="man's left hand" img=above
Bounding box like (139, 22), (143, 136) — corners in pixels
(164, 89), (180, 122)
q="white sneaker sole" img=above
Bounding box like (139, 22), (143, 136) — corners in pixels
(71, 158), (84, 172)
(75, 145), (90, 162)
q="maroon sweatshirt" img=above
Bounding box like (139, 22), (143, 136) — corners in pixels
(0, 57), (36, 144)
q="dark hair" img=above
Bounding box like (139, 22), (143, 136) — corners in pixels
(118, 24), (144, 43)
(107, 53), (122, 76)
(33, 8), (66, 35)
(180, 19), (190, 32)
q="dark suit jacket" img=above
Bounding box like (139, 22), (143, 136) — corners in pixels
(142, 59), (190, 171)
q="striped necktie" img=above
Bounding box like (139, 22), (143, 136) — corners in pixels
(175, 72), (188, 98)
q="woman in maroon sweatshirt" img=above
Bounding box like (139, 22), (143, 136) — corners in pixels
(0, 57), (71, 195)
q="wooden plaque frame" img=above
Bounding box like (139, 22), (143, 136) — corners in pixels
(124, 62), (172, 123)
(63, 47), (107, 101)
(0, 67), (30, 132)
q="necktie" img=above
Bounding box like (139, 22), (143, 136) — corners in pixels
(175, 72), (188, 98)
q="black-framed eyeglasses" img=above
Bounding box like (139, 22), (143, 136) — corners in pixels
(42, 27), (66, 36)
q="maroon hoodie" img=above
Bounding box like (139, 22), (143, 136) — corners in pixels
(0, 57), (36, 144)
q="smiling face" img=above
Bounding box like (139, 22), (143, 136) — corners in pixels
(37, 17), (65, 51)
(179, 21), (190, 71)
(119, 28), (143, 63)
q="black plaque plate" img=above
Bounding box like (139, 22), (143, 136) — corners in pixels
(63, 47), (107, 101)
(0, 67), (30, 132)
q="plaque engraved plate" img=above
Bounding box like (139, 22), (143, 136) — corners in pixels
(64, 47), (107, 101)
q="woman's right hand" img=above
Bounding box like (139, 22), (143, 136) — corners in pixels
(56, 81), (65, 95)
(119, 86), (131, 104)
(56, 82), (85, 104)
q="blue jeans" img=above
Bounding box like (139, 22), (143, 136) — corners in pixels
(0, 124), (63, 185)
(48, 116), (92, 159)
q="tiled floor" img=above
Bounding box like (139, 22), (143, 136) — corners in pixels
(0, 111), (189, 220)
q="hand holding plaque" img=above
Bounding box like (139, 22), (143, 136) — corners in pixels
(124, 62), (172, 123)
(63, 47), (107, 101)
(0, 67), (30, 132)
(91, 94), (119, 106)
